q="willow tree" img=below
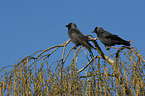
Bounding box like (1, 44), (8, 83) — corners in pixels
(0, 36), (144, 96)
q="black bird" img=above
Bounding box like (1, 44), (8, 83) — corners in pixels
(92, 27), (130, 47)
(66, 23), (94, 56)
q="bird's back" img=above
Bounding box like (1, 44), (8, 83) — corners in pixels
(96, 29), (130, 46)
(68, 28), (84, 45)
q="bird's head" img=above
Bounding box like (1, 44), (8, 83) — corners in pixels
(92, 26), (104, 33)
(65, 23), (77, 29)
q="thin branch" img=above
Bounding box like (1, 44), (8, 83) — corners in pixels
(63, 46), (76, 63)
(77, 56), (98, 73)
(36, 45), (63, 59)
(92, 39), (114, 65)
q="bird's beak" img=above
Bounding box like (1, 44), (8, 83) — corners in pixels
(92, 31), (95, 33)
(65, 25), (68, 27)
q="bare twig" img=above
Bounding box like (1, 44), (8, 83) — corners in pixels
(77, 56), (99, 73)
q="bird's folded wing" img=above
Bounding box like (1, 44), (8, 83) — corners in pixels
(70, 29), (88, 41)
(104, 34), (123, 41)
(70, 29), (93, 48)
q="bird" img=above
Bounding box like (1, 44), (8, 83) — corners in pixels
(65, 23), (94, 57)
(92, 27), (130, 48)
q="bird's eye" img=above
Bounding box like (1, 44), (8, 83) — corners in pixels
(95, 27), (98, 31)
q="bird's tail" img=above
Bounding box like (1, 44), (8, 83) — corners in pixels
(120, 40), (130, 46)
(83, 41), (95, 58)
(85, 42), (95, 49)
(116, 40), (130, 46)
(123, 41), (130, 46)
(86, 47), (94, 58)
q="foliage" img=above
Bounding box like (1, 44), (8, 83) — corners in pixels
(0, 37), (144, 96)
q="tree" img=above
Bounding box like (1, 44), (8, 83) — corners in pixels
(0, 35), (144, 96)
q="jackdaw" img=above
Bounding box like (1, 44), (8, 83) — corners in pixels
(92, 27), (130, 47)
(66, 23), (94, 57)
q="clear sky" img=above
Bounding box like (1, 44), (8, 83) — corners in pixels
(0, 0), (145, 68)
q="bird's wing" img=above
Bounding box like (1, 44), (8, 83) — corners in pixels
(70, 29), (88, 41)
(70, 29), (94, 49)
(102, 31), (123, 40)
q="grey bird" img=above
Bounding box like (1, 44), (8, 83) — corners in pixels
(92, 27), (130, 47)
(66, 23), (94, 56)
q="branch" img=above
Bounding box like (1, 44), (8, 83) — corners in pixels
(92, 40), (114, 65)
(77, 56), (98, 73)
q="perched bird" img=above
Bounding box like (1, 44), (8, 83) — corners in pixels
(66, 23), (94, 57)
(92, 27), (130, 47)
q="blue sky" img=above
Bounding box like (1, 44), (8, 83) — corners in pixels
(0, 0), (145, 68)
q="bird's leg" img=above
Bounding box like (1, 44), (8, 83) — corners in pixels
(106, 46), (111, 50)
(73, 46), (77, 49)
